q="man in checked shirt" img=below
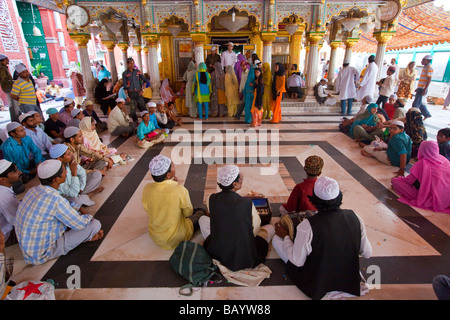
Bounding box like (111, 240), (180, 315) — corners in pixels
(122, 58), (147, 122)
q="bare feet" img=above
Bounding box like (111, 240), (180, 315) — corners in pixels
(88, 229), (104, 242)
(361, 150), (373, 158)
(89, 186), (104, 197)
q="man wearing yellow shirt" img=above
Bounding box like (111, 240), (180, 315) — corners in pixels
(10, 64), (41, 116)
(142, 155), (205, 250)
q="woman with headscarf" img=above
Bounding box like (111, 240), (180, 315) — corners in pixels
(79, 116), (117, 157)
(392, 140), (450, 214)
(262, 63), (272, 119)
(160, 78), (176, 104)
(400, 107), (427, 158)
(349, 103), (380, 139)
(210, 62), (227, 117)
(397, 61), (417, 100)
(67, 62), (86, 109)
(192, 62), (211, 120)
(250, 68), (264, 127)
(97, 65), (111, 82)
(234, 54), (247, 86)
(242, 65), (256, 124)
(183, 61), (197, 118)
(271, 63), (286, 124)
(94, 78), (116, 115)
(224, 65), (240, 117)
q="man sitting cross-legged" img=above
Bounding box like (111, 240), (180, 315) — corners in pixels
(15, 159), (103, 265)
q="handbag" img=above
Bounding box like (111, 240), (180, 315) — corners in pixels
(169, 241), (218, 296)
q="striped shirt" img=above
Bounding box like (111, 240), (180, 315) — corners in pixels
(417, 64), (433, 89)
(15, 185), (92, 265)
(11, 77), (37, 105)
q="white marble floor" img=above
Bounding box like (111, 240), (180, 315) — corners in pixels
(3, 101), (449, 302)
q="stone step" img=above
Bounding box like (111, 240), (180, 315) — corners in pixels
(280, 99), (362, 115)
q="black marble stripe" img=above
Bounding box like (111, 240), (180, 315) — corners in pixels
(40, 140), (449, 290)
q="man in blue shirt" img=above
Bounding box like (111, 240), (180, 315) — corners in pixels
(1, 121), (44, 189)
(361, 120), (412, 177)
(21, 112), (52, 159)
(122, 57), (147, 122)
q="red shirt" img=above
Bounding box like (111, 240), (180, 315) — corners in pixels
(384, 103), (395, 120)
(282, 178), (317, 212)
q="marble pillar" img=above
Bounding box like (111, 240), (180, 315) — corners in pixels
(69, 33), (95, 101)
(327, 41), (341, 88)
(117, 42), (129, 65)
(102, 40), (118, 84)
(261, 32), (277, 65)
(143, 33), (161, 101)
(305, 32), (324, 96)
(134, 45), (143, 71)
(373, 31), (396, 81)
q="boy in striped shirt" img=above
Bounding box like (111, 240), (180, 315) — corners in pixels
(412, 55), (433, 120)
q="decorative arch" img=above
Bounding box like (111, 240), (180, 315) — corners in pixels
(206, 6), (261, 33)
(277, 14), (308, 33)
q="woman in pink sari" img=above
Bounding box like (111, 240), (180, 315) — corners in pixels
(159, 78), (176, 104)
(391, 140), (450, 214)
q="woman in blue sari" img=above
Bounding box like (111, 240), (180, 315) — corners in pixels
(97, 65), (111, 82)
(243, 66), (256, 123)
(349, 103), (380, 138)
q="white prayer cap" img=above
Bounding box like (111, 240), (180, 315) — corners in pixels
(64, 97), (74, 107)
(389, 94), (398, 99)
(63, 126), (80, 138)
(320, 78), (328, 82)
(71, 108), (81, 118)
(157, 100), (164, 105)
(391, 120), (405, 127)
(314, 176), (340, 201)
(49, 144), (68, 159)
(0, 159), (13, 175)
(141, 110), (149, 117)
(211, 45), (217, 51)
(148, 155), (172, 176)
(116, 98), (125, 103)
(254, 59), (261, 65)
(6, 122), (21, 133)
(343, 59), (350, 65)
(37, 159), (63, 179)
(27, 111), (38, 116)
(0, 54), (7, 61)
(18, 112), (33, 123)
(227, 42), (234, 46)
(217, 165), (240, 187)
(15, 64), (27, 74)
(423, 54), (433, 60)
(147, 101), (157, 108)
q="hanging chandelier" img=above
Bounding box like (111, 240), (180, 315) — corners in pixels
(284, 23), (299, 36)
(218, 8), (249, 33)
(167, 25), (182, 37)
(30, 4), (42, 36)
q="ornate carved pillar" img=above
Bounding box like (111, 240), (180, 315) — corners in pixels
(373, 30), (396, 80)
(134, 45), (143, 71)
(117, 42), (129, 65)
(191, 32), (207, 64)
(327, 40), (341, 88)
(289, 27), (304, 69)
(304, 45), (310, 76)
(142, 33), (161, 101)
(305, 31), (324, 96)
(70, 32), (95, 101)
(343, 38), (358, 65)
(142, 47), (149, 74)
(102, 40), (118, 84)
(261, 32), (277, 65)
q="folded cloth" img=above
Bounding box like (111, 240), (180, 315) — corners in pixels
(212, 259), (272, 287)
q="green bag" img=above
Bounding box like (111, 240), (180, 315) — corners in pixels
(169, 241), (218, 296)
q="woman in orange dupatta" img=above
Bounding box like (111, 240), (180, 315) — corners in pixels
(271, 63), (286, 123)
